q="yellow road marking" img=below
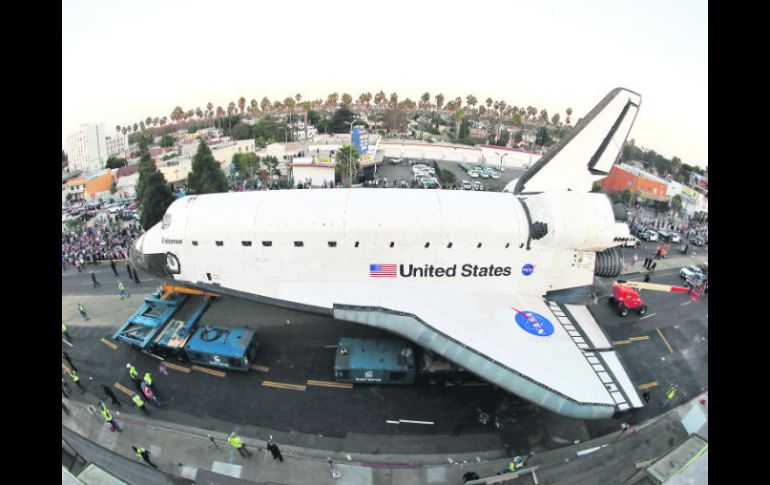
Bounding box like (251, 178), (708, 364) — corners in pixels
(62, 363), (72, 373)
(307, 379), (353, 389)
(191, 365), (226, 378)
(656, 328), (674, 353)
(262, 381), (307, 392)
(163, 362), (191, 373)
(250, 365), (270, 373)
(114, 383), (133, 396)
(639, 381), (659, 390)
(629, 336), (650, 341)
(612, 340), (632, 345)
(101, 338), (118, 350)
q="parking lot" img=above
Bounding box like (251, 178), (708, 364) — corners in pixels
(370, 156), (526, 191)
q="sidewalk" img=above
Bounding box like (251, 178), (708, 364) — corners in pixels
(62, 389), (708, 485)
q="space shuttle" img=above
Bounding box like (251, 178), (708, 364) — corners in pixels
(132, 88), (644, 419)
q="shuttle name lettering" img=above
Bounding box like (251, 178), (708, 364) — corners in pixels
(399, 264), (512, 278)
(162, 238), (183, 245)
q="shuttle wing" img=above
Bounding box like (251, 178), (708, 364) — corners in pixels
(333, 287), (643, 419)
(514, 88), (641, 194)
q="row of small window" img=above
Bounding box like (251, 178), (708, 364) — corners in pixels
(192, 240), (520, 249)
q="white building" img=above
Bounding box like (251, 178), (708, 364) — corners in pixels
(666, 181), (700, 215)
(105, 134), (127, 157)
(290, 157), (335, 188)
(66, 123), (109, 174)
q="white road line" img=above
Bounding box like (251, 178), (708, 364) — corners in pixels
(681, 301), (691, 306)
(640, 313), (656, 320)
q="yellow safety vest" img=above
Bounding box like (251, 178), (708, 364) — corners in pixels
(228, 436), (243, 448)
(132, 394), (145, 407)
(101, 406), (112, 421)
(144, 373), (152, 385)
(136, 447), (145, 457)
(667, 387), (677, 400)
(119, 282), (125, 291)
(70, 370), (79, 382)
(78, 304), (85, 312)
(62, 323), (68, 332)
(129, 367), (138, 379)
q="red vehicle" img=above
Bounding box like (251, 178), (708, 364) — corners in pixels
(610, 281), (690, 317)
(609, 284), (648, 317)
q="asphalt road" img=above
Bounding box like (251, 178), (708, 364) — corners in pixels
(62, 253), (707, 455)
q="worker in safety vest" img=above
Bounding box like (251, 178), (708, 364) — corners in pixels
(77, 303), (89, 321)
(62, 322), (72, 341)
(132, 446), (157, 468)
(126, 364), (139, 381)
(228, 432), (252, 457)
(143, 372), (152, 387)
(118, 280), (129, 299)
(131, 392), (149, 414)
(69, 369), (84, 392)
(100, 401), (121, 432)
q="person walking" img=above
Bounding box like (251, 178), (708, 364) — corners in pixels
(127, 364), (140, 383)
(650, 261), (657, 274)
(62, 322), (73, 341)
(62, 351), (75, 369)
(62, 375), (71, 398)
(101, 384), (122, 407)
(126, 262), (133, 280)
(77, 303), (89, 321)
(70, 369), (85, 393)
(643, 273), (651, 283)
(100, 401), (121, 432)
(110, 259), (118, 277)
(91, 271), (101, 288)
(228, 433), (252, 457)
(118, 280), (129, 299)
(267, 438), (283, 462)
(132, 447), (157, 468)
(131, 392), (149, 415)
(133, 269), (141, 285)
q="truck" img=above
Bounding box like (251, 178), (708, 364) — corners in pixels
(111, 283), (259, 372)
(333, 337), (471, 386)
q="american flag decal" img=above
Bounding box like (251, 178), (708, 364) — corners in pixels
(370, 264), (397, 278)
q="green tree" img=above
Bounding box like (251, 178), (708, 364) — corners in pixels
(140, 171), (175, 230)
(671, 194), (683, 214)
(621, 188), (633, 205)
(135, 139), (156, 201)
(187, 140), (228, 194)
(591, 182), (603, 193)
(105, 156), (128, 169)
(232, 152), (261, 180)
(334, 144), (361, 187)
(535, 126), (552, 146)
(159, 135), (174, 147)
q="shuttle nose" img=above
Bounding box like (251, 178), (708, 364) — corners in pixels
(130, 234), (169, 280)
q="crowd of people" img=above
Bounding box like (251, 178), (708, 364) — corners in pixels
(62, 220), (143, 271)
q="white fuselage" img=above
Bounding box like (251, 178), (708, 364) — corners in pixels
(135, 189), (629, 309)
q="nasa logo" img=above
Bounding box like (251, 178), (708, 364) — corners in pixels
(512, 308), (554, 337)
(522, 264), (535, 276)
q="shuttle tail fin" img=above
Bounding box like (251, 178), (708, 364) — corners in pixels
(514, 88), (641, 194)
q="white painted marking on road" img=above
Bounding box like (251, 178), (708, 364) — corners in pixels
(681, 301), (691, 306)
(640, 313), (656, 320)
(399, 419), (434, 425)
(386, 420), (400, 424)
(212, 462), (242, 478)
(62, 339), (74, 347)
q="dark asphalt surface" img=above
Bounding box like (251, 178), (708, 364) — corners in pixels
(62, 250), (707, 455)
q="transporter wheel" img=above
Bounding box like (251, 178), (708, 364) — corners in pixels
(638, 305), (648, 316)
(618, 304), (629, 317)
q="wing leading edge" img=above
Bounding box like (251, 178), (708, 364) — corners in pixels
(334, 288), (643, 419)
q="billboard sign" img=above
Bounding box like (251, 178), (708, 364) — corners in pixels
(352, 127), (369, 158)
(689, 172), (708, 190)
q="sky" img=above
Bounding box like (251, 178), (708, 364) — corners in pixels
(62, 0), (708, 168)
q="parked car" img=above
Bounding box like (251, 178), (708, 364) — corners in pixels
(390, 158), (402, 165)
(639, 230), (659, 242)
(472, 181), (484, 191)
(690, 236), (705, 246)
(461, 180), (472, 190)
(468, 170), (480, 178)
(680, 264), (703, 280)
(624, 236), (640, 248)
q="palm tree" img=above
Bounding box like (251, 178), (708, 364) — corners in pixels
(195, 107), (203, 119)
(326, 92), (339, 111)
(374, 91), (386, 109)
(139, 121), (146, 132)
(261, 97), (271, 116)
(421, 92), (430, 114)
(551, 113), (560, 126)
(153, 117), (160, 127)
(486, 98), (493, 110)
(250, 99), (258, 116)
(207, 102), (214, 127)
(466, 95), (478, 112)
(295, 93), (302, 104)
(215, 107), (224, 130)
(341, 93), (352, 107)
(133, 123), (139, 132)
(238, 97), (246, 114)
(566, 107), (573, 125)
(389, 92), (398, 109)
(284, 96), (296, 125)
(539, 109), (549, 125)
(435, 93), (444, 112)
(115, 125), (121, 134)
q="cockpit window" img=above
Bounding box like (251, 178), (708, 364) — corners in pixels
(161, 213), (172, 230)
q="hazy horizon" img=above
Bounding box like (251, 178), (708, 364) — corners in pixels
(63, 0), (707, 168)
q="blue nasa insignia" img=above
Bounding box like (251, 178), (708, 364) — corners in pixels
(522, 264), (535, 276)
(512, 308), (554, 337)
